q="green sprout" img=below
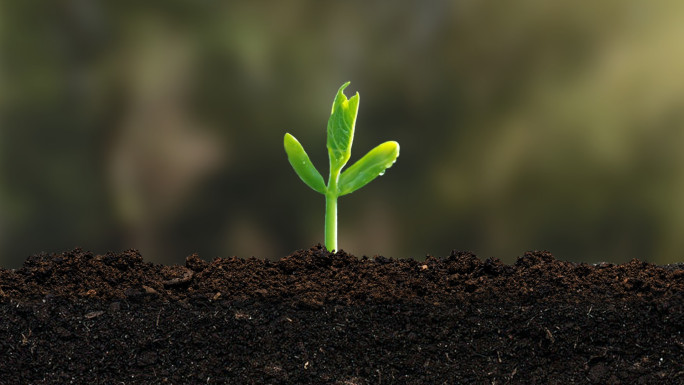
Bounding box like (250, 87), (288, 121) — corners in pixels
(284, 82), (400, 252)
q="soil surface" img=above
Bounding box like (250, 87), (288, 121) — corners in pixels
(1, 245), (683, 384)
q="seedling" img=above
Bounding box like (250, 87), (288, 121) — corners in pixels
(284, 82), (400, 252)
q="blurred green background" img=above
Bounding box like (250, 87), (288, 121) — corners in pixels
(2, 1), (684, 268)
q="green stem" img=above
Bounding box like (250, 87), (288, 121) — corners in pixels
(325, 165), (341, 251)
(325, 192), (337, 251)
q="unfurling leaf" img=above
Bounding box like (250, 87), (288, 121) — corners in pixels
(338, 141), (400, 196)
(327, 82), (359, 171)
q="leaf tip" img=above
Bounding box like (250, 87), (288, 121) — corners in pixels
(391, 141), (400, 157)
(283, 132), (296, 147)
(336, 82), (359, 103)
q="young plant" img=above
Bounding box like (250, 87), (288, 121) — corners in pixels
(284, 82), (400, 252)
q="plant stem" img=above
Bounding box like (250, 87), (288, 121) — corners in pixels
(325, 165), (341, 251)
(325, 192), (337, 252)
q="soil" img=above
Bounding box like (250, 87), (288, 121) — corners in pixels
(0, 245), (683, 384)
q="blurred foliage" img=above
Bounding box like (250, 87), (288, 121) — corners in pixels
(2, 1), (684, 267)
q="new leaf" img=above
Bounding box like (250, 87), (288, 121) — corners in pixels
(284, 133), (326, 194)
(327, 82), (359, 172)
(338, 141), (400, 196)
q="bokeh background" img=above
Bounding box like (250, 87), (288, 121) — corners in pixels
(2, 1), (684, 268)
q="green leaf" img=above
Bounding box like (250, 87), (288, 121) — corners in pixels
(327, 81), (359, 171)
(284, 133), (327, 194)
(338, 141), (400, 196)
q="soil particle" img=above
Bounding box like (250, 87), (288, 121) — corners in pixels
(0, 245), (683, 384)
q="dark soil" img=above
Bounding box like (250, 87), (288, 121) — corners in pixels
(1, 245), (683, 384)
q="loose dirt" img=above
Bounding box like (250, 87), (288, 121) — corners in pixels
(1, 245), (683, 384)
